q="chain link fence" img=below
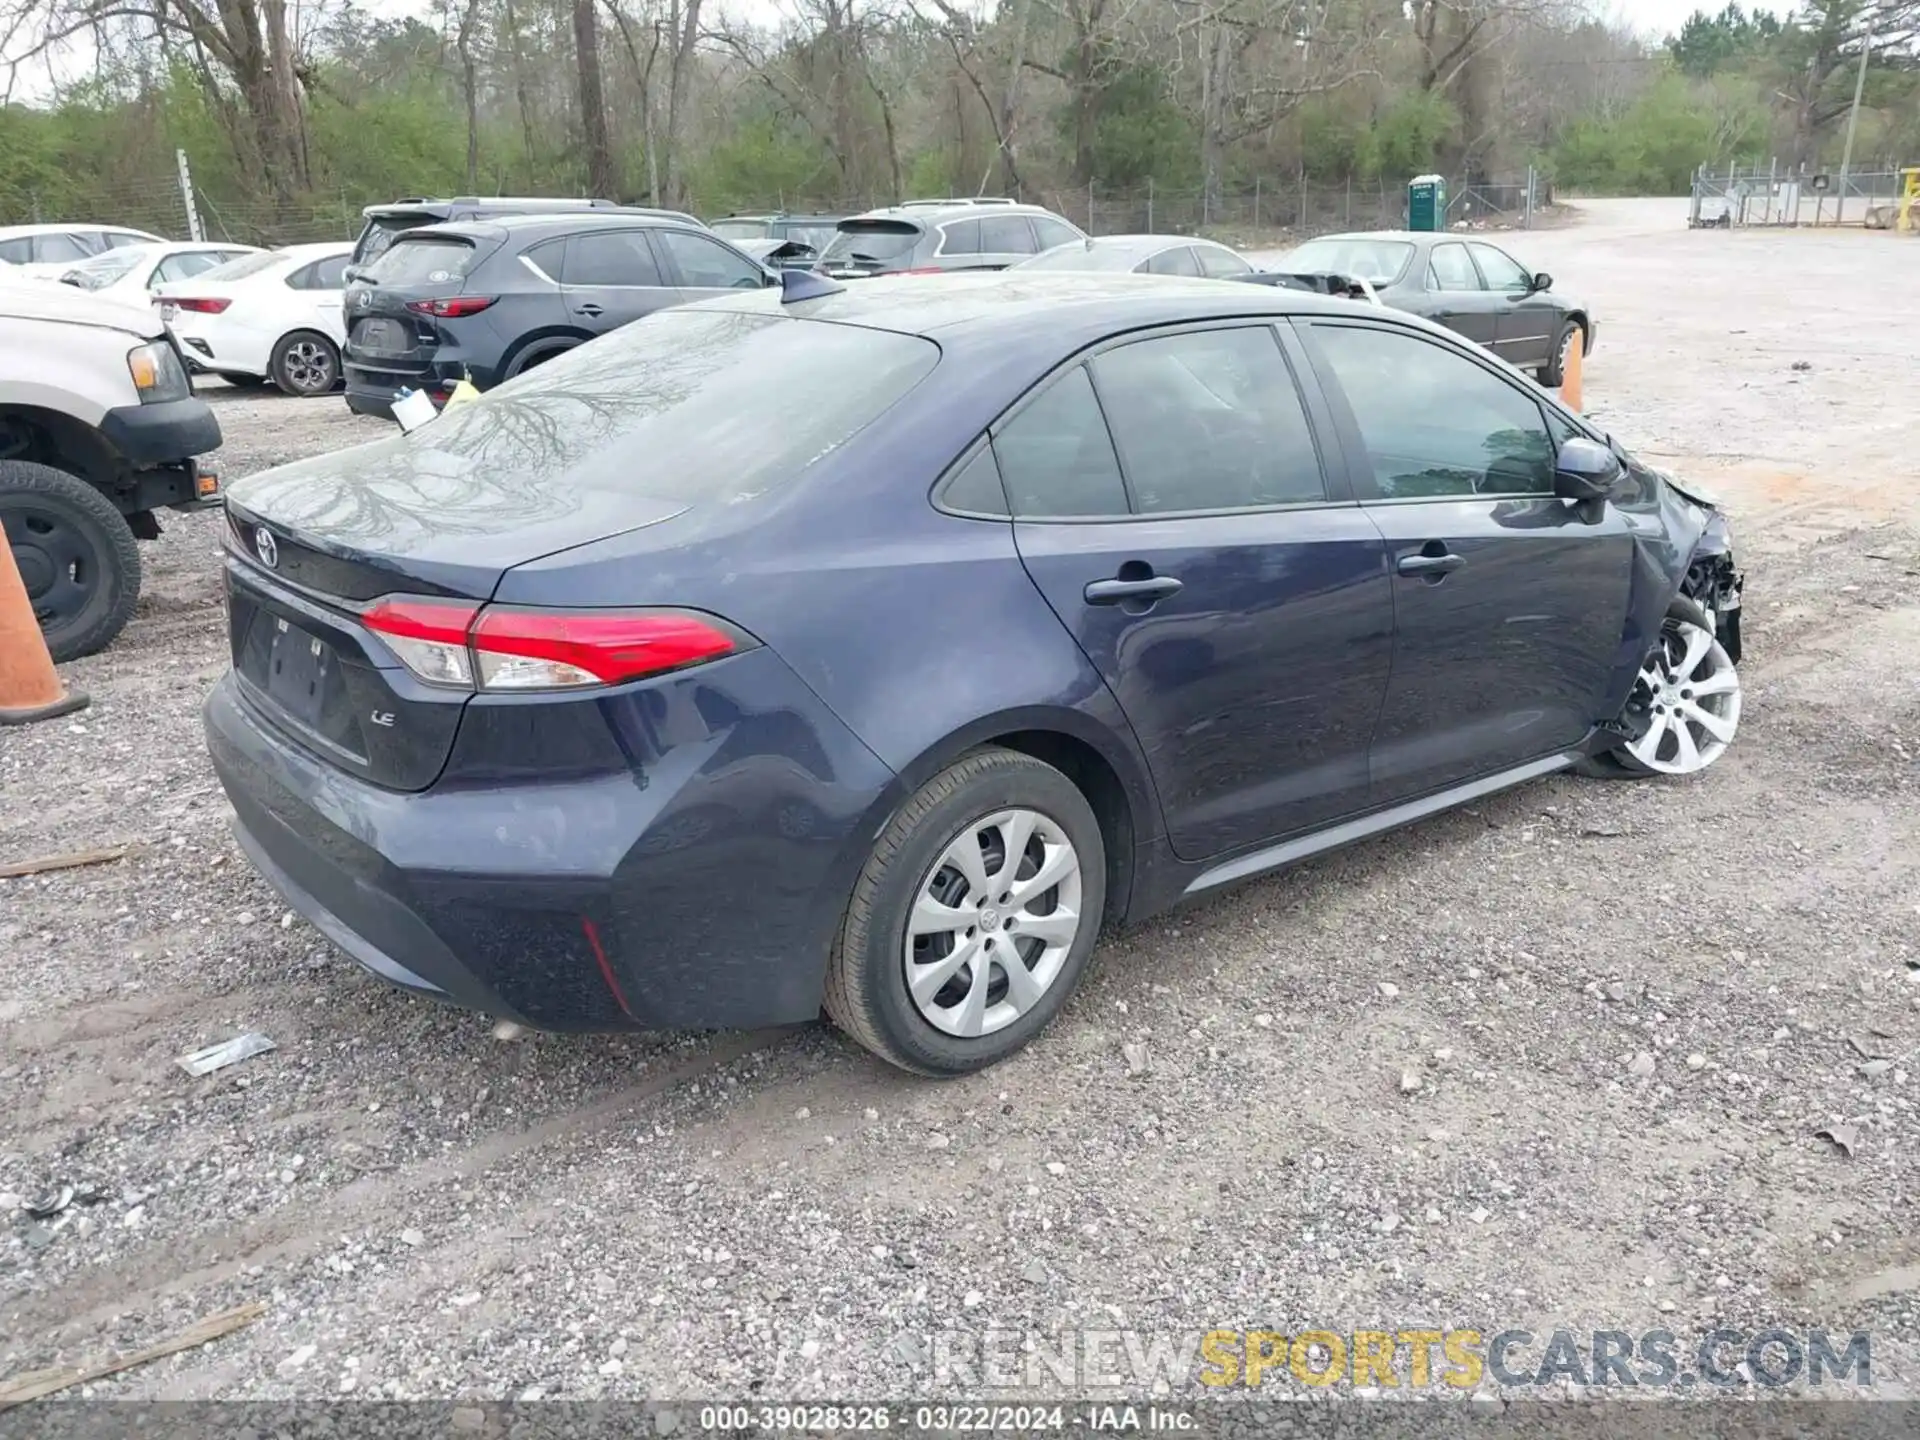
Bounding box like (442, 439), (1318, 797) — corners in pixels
(1690, 162), (1914, 228)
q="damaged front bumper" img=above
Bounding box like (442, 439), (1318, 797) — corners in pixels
(1665, 476), (1744, 665)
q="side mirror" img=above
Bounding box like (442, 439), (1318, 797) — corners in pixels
(1530, 271), (1552, 292)
(1554, 437), (1621, 502)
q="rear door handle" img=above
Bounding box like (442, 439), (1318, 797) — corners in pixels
(1397, 551), (1466, 577)
(1085, 575), (1183, 605)
(574, 303), (603, 317)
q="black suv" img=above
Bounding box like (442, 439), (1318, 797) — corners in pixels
(341, 213), (776, 418)
(348, 196), (706, 271)
(815, 199), (1086, 277)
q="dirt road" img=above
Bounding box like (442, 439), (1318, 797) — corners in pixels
(3, 198), (1918, 1402)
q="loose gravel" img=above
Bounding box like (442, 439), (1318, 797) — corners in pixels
(2, 198), (1918, 1404)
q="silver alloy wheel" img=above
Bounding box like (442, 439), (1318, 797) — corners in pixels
(281, 339), (335, 394)
(1555, 324), (1577, 378)
(1623, 615), (1742, 774)
(903, 808), (1084, 1039)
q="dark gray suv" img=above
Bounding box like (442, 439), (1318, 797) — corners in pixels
(341, 213), (775, 418)
(815, 199), (1086, 278)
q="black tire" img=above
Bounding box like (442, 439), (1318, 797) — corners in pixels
(508, 344), (571, 379)
(1577, 595), (1729, 780)
(270, 331), (341, 396)
(220, 373), (274, 390)
(823, 747), (1107, 1076)
(0, 459), (141, 662)
(1537, 317), (1583, 387)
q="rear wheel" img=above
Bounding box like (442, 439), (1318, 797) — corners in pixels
(1579, 596), (1741, 780)
(0, 460), (141, 662)
(270, 331), (340, 396)
(823, 747), (1106, 1076)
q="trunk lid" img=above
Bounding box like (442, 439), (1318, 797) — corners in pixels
(818, 219), (924, 277)
(344, 235), (488, 367)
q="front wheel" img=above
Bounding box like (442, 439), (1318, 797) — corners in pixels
(823, 747), (1107, 1076)
(0, 460), (141, 662)
(1579, 596), (1741, 779)
(1537, 318), (1582, 387)
(270, 331), (341, 396)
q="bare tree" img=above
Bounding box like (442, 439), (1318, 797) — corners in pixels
(574, 0), (617, 194)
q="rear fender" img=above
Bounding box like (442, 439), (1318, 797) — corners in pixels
(500, 328), (590, 380)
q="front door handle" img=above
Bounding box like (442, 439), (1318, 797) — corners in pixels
(1085, 575), (1183, 606)
(574, 303), (603, 317)
(1396, 551), (1466, 578)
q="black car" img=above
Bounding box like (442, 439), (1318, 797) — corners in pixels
(341, 213), (777, 418)
(348, 196), (705, 272)
(1254, 231), (1596, 386)
(817, 199), (1087, 278)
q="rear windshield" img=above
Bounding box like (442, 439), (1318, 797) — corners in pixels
(1019, 242), (1137, 272)
(375, 308), (939, 505)
(354, 211), (440, 265)
(200, 250), (284, 282)
(1279, 238), (1414, 286)
(821, 221), (922, 265)
(363, 237), (478, 286)
(64, 250), (146, 287)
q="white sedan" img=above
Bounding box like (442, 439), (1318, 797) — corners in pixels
(155, 242), (353, 395)
(54, 241), (262, 302)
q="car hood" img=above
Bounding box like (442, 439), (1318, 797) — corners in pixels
(0, 277), (161, 337)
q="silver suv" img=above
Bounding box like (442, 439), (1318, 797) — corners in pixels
(815, 198), (1086, 278)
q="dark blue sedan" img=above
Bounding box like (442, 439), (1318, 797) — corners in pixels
(205, 271), (1745, 1075)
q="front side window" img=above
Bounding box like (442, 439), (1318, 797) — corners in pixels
(1312, 324), (1554, 498)
(1470, 243), (1534, 292)
(1427, 243), (1482, 291)
(992, 366), (1128, 518)
(656, 229), (764, 289)
(1092, 327), (1325, 512)
(1032, 216), (1083, 251)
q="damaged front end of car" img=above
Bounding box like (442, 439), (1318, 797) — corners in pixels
(1659, 471), (1745, 666)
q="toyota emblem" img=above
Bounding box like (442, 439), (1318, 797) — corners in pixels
(254, 527), (279, 569)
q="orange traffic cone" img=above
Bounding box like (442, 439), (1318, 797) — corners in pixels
(1560, 327), (1584, 413)
(0, 531), (89, 726)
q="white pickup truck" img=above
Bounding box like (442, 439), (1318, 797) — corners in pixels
(0, 270), (224, 659)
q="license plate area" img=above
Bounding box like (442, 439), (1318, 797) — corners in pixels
(354, 317), (407, 353)
(266, 616), (333, 727)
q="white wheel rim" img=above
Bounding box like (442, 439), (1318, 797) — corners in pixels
(903, 809), (1083, 1039)
(1622, 616), (1741, 774)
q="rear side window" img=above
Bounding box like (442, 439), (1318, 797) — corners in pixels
(821, 221), (922, 265)
(1032, 216), (1082, 251)
(978, 216), (1036, 254)
(1142, 247), (1200, 278)
(1427, 243), (1481, 290)
(364, 238), (478, 286)
(334, 310), (941, 509)
(992, 367), (1128, 518)
(34, 233), (89, 263)
(940, 220), (983, 256)
(939, 446), (1010, 517)
(0, 238), (30, 264)
(562, 230), (666, 286)
(1092, 327), (1325, 512)
(1196, 245), (1251, 278)
(288, 255), (350, 290)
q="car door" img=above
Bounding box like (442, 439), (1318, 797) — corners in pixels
(1469, 242), (1556, 372)
(1420, 241), (1502, 351)
(999, 323), (1395, 859)
(652, 227), (773, 303)
(556, 228), (677, 334)
(977, 215), (1041, 271)
(1297, 317), (1637, 803)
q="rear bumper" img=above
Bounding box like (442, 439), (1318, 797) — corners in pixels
(343, 353), (472, 420)
(203, 654), (901, 1033)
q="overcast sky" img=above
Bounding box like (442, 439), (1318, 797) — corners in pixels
(2, 0), (1764, 106)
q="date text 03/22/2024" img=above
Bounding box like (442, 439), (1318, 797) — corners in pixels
(697, 1404), (1193, 1432)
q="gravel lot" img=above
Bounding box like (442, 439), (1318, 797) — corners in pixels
(3, 197), (1919, 1404)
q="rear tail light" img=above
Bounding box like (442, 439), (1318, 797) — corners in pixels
(171, 297), (232, 314)
(362, 598), (754, 692)
(405, 296), (496, 318)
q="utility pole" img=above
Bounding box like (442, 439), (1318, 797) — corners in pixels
(175, 149), (204, 242)
(1835, 7), (1876, 225)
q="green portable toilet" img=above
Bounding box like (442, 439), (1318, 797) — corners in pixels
(1407, 174), (1447, 231)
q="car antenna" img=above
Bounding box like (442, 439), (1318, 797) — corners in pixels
(780, 268), (844, 303)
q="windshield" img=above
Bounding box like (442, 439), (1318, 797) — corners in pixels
(711, 220), (769, 240)
(1280, 238), (1415, 286)
(63, 249), (148, 288)
(199, 250), (284, 282)
(363, 237), (478, 286)
(821, 221), (922, 265)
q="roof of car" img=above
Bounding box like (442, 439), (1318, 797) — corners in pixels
(398, 212), (708, 243)
(1049, 234), (1234, 258)
(695, 270), (1386, 338)
(1301, 230), (1436, 244)
(842, 201), (1067, 225)
(0, 222), (163, 239)
(273, 242), (355, 261)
